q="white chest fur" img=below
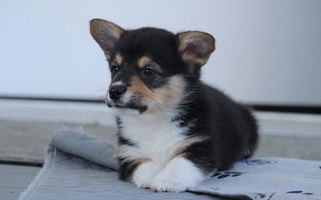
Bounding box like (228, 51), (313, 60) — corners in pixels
(117, 111), (188, 166)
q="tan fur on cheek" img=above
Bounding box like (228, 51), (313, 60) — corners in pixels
(152, 75), (186, 107)
(126, 75), (186, 111)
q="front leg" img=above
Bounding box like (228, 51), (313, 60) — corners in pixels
(150, 156), (206, 192)
(118, 158), (162, 189)
(132, 160), (162, 189)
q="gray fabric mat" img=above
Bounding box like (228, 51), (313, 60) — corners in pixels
(18, 129), (321, 200)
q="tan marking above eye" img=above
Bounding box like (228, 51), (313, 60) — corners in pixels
(105, 53), (111, 61)
(115, 54), (123, 65)
(137, 56), (152, 68)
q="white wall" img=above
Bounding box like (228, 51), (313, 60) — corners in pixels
(1, 0), (321, 105)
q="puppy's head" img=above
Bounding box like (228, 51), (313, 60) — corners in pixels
(90, 19), (215, 115)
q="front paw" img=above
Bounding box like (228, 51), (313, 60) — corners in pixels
(132, 161), (162, 189)
(150, 157), (204, 192)
(151, 170), (187, 192)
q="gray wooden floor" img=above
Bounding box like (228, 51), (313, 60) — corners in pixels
(0, 164), (40, 200)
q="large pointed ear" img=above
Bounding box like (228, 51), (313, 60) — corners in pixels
(90, 19), (125, 60)
(177, 31), (215, 68)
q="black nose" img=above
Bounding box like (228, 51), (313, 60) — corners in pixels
(109, 85), (127, 101)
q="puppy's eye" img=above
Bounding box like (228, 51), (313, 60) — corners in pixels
(144, 68), (155, 76)
(111, 65), (119, 73)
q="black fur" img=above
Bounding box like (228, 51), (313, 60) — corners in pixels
(116, 116), (136, 146)
(111, 28), (186, 78)
(178, 82), (258, 171)
(118, 158), (140, 181)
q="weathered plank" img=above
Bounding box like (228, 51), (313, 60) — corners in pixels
(0, 164), (40, 200)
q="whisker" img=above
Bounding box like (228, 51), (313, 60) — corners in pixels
(90, 96), (107, 111)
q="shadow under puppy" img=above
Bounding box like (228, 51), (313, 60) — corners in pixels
(90, 19), (259, 192)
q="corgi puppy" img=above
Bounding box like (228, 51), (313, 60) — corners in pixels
(90, 19), (258, 192)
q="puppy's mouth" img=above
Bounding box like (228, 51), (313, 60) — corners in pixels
(114, 104), (147, 114)
(107, 101), (147, 114)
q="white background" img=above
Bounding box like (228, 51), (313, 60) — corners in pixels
(1, 0), (321, 106)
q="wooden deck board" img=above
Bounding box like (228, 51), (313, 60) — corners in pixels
(0, 164), (40, 200)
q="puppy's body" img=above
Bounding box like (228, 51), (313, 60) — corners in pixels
(90, 19), (258, 192)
